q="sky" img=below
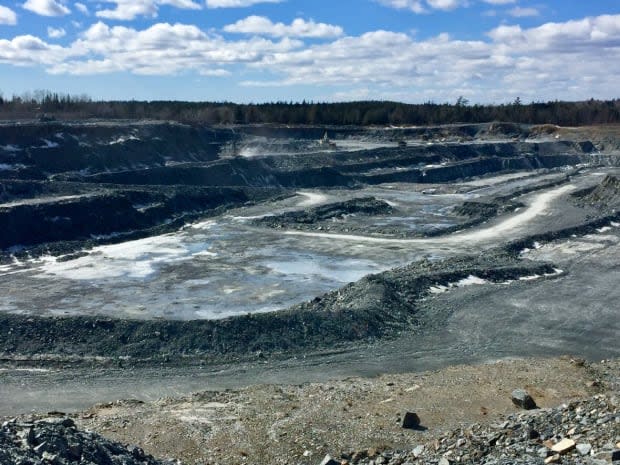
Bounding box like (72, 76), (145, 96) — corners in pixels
(0, 0), (618, 103)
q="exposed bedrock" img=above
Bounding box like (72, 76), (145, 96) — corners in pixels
(253, 197), (393, 229)
(3, 196), (619, 364)
(235, 122), (529, 141)
(71, 141), (598, 188)
(80, 159), (353, 188)
(572, 174), (620, 212)
(0, 185), (283, 251)
(0, 122), (234, 177)
(0, 253), (557, 363)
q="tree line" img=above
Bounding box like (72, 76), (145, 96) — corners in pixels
(0, 90), (618, 126)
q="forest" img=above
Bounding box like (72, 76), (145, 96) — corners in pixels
(0, 91), (619, 126)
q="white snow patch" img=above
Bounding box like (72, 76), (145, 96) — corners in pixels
(285, 185), (576, 245)
(37, 234), (190, 280)
(192, 250), (217, 258)
(39, 139), (59, 149)
(430, 268), (563, 294)
(597, 226), (612, 233)
(0, 368), (52, 373)
(456, 275), (488, 286)
(1, 144), (22, 152)
(429, 285), (449, 294)
(297, 191), (328, 207)
(229, 214), (272, 221)
(238, 146), (262, 157)
(584, 234), (619, 243)
(89, 232), (125, 240)
(186, 220), (216, 230)
(429, 275), (488, 294)
(222, 287), (241, 295)
(108, 135), (140, 145)
(517, 268), (563, 282)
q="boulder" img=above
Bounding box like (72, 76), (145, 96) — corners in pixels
(401, 412), (421, 429)
(576, 443), (592, 456)
(551, 438), (576, 454)
(511, 389), (537, 410)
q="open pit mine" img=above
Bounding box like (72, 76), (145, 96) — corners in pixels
(0, 121), (619, 465)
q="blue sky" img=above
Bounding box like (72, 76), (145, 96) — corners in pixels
(0, 0), (618, 103)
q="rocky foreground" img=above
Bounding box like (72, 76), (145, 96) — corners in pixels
(2, 358), (617, 465)
(0, 417), (177, 465)
(341, 393), (619, 465)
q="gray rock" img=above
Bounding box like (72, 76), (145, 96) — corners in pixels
(319, 454), (341, 465)
(0, 419), (171, 465)
(511, 389), (538, 410)
(401, 412), (421, 429)
(576, 443), (593, 456)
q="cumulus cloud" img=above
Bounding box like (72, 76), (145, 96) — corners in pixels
(0, 14), (619, 102)
(200, 68), (232, 76)
(244, 14), (620, 101)
(509, 6), (539, 17)
(0, 5), (18, 24)
(74, 2), (88, 14)
(47, 26), (66, 38)
(22, 0), (70, 16)
(0, 34), (73, 66)
(375, 0), (426, 13)
(205, 0), (283, 8)
(224, 16), (343, 38)
(426, 0), (463, 10)
(45, 21), (302, 75)
(95, 0), (201, 21)
(376, 0), (470, 13)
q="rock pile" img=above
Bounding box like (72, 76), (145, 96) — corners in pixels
(0, 417), (176, 465)
(253, 196), (394, 231)
(573, 175), (620, 212)
(335, 394), (619, 465)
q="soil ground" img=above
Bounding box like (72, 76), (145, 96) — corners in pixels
(4, 357), (617, 465)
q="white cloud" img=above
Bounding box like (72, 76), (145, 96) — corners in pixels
(47, 26), (66, 38)
(95, 0), (201, 21)
(205, 0), (283, 8)
(200, 68), (231, 76)
(243, 14), (620, 101)
(509, 6), (539, 17)
(74, 2), (88, 14)
(426, 0), (463, 10)
(46, 21), (302, 75)
(376, 0), (471, 13)
(22, 0), (70, 16)
(375, 0), (426, 13)
(224, 16), (343, 38)
(0, 5), (18, 24)
(0, 14), (619, 103)
(0, 34), (73, 66)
